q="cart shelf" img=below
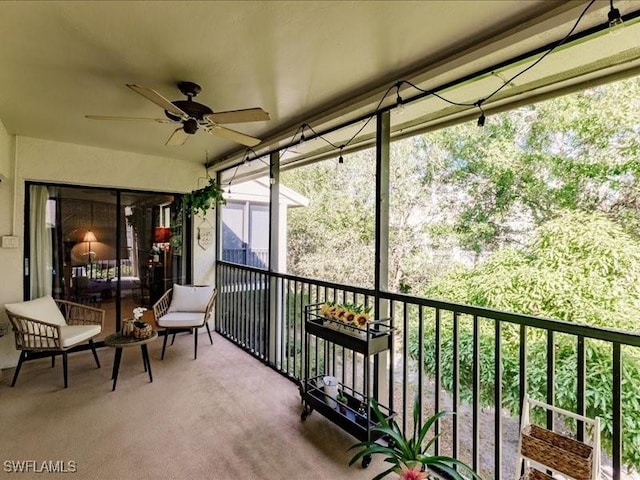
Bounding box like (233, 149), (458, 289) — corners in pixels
(305, 306), (392, 355)
(301, 375), (394, 442)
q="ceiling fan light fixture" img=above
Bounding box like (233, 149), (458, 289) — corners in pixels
(183, 118), (198, 134)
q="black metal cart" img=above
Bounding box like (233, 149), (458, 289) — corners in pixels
(300, 303), (395, 468)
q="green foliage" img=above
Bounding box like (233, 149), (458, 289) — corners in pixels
(282, 150), (376, 288)
(424, 78), (640, 253)
(416, 212), (640, 468)
(183, 177), (226, 217)
(349, 397), (480, 480)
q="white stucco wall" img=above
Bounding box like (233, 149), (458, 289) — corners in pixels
(0, 120), (19, 368)
(192, 209), (217, 286)
(0, 118), (13, 180)
(0, 135), (217, 368)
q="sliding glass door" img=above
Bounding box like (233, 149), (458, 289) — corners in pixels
(26, 183), (188, 340)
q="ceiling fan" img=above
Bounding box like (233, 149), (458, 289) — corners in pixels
(86, 81), (269, 147)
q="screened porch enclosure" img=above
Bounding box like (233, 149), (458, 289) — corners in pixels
(208, 10), (640, 479)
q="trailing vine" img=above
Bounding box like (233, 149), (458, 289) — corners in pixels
(183, 178), (226, 217)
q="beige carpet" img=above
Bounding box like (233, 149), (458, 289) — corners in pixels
(0, 332), (386, 480)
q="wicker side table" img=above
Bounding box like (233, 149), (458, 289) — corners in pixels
(104, 331), (158, 391)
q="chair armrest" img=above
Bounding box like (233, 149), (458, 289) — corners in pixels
(204, 289), (217, 321)
(5, 312), (62, 350)
(55, 299), (105, 329)
(153, 289), (173, 319)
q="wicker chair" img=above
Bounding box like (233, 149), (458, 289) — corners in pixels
(153, 285), (216, 360)
(5, 295), (104, 388)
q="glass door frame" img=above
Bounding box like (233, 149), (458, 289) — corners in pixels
(23, 181), (193, 337)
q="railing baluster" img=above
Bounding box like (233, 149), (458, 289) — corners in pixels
(519, 325), (527, 423)
(403, 303), (409, 435)
(434, 307), (441, 455)
(473, 314), (480, 472)
(453, 311), (459, 461)
(494, 319), (502, 480)
(577, 335), (585, 442)
(389, 300), (395, 417)
(281, 279), (287, 369)
(232, 267), (237, 340)
(242, 269), (247, 346)
(547, 330), (555, 430)
(613, 342), (622, 480)
(418, 305), (424, 430)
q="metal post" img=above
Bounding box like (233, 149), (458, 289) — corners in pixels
(268, 151), (281, 365)
(374, 110), (390, 404)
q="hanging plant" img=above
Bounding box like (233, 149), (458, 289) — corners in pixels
(183, 177), (226, 217)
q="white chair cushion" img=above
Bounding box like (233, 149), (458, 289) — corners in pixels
(168, 284), (214, 313)
(60, 325), (101, 348)
(157, 312), (207, 328)
(5, 295), (67, 326)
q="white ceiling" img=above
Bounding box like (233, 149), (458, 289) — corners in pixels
(0, 1), (636, 172)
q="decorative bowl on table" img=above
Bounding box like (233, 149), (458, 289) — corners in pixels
(121, 318), (136, 337)
(132, 321), (153, 339)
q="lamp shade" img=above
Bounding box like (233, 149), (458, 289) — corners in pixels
(83, 230), (97, 243)
(153, 227), (171, 243)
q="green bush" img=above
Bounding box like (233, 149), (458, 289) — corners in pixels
(411, 212), (640, 469)
(409, 319), (640, 468)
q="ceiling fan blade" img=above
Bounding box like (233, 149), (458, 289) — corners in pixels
(85, 115), (173, 123)
(126, 84), (187, 118)
(166, 128), (190, 146)
(208, 125), (261, 147)
(205, 108), (270, 124)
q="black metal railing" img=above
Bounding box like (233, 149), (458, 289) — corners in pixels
(216, 261), (640, 480)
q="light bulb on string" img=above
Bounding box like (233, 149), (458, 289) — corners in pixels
(608, 0), (624, 35)
(298, 125), (307, 148)
(475, 99), (486, 128)
(338, 146), (345, 164)
(396, 84), (405, 114)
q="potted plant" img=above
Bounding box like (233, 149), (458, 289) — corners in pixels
(183, 177), (226, 217)
(336, 389), (349, 414)
(349, 396), (481, 480)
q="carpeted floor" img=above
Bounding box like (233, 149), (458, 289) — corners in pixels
(0, 332), (385, 480)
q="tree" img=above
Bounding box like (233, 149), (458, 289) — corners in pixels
(426, 78), (640, 254)
(417, 211), (640, 468)
(282, 150), (376, 288)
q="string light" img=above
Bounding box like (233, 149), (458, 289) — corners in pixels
(396, 83), (405, 114)
(299, 124), (307, 147)
(219, 0), (599, 177)
(608, 0), (624, 34)
(476, 99), (486, 127)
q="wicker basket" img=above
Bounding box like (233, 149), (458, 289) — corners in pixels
(132, 321), (153, 339)
(520, 424), (593, 480)
(520, 468), (555, 480)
